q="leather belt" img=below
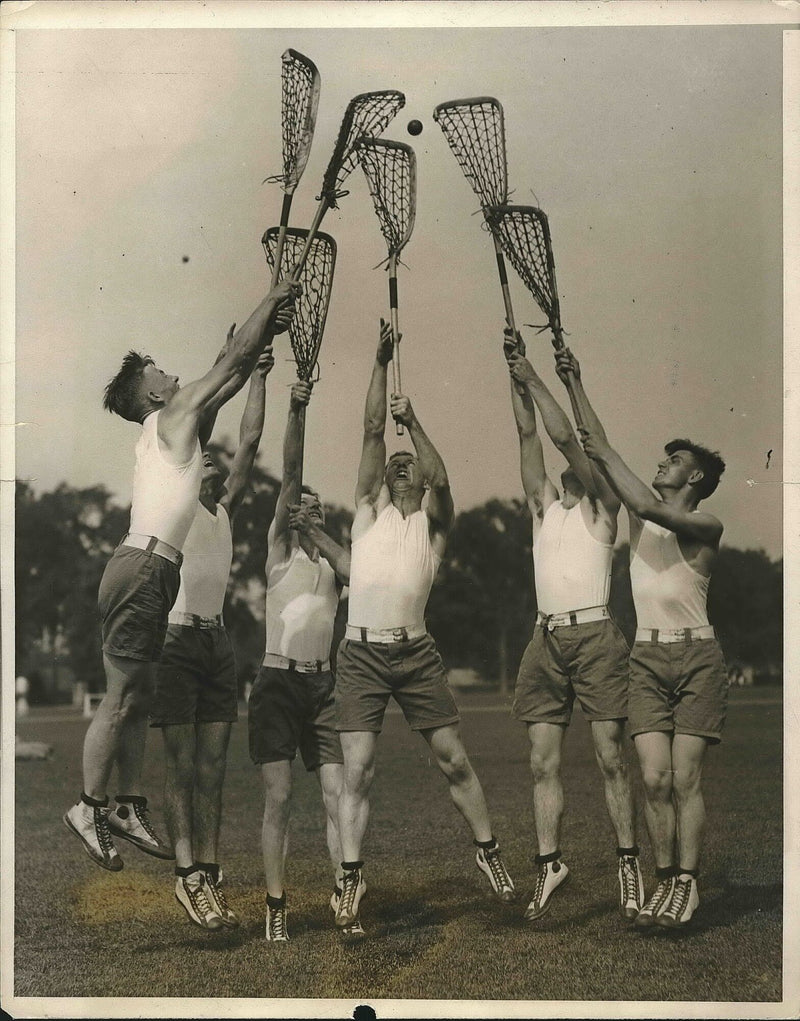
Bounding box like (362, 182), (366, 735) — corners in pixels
(345, 623), (427, 644)
(636, 625), (716, 644)
(262, 652), (330, 674)
(122, 533), (183, 567)
(169, 612), (224, 630)
(538, 605), (610, 631)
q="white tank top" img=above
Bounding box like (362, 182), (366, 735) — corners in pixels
(264, 546), (339, 662)
(169, 503), (232, 620)
(629, 520), (710, 629)
(532, 501), (612, 615)
(128, 411), (202, 551)
(348, 504), (440, 630)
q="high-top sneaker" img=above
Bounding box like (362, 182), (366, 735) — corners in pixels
(201, 864), (239, 928)
(63, 799), (123, 872)
(175, 871), (224, 930)
(108, 795), (174, 859)
(266, 895), (289, 942)
(635, 875), (676, 929)
(618, 854), (645, 921)
(475, 840), (516, 903)
(524, 857), (569, 921)
(335, 866), (367, 928)
(656, 875), (699, 929)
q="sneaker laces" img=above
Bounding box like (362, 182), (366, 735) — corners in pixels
(484, 847), (513, 891)
(643, 878), (673, 915)
(339, 870), (361, 917)
(132, 802), (159, 841)
(187, 874), (214, 919)
(664, 878), (691, 919)
(268, 904), (288, 940)
(209, 876), (231, 915)
(620, 856), (640, 903)
(533, 862), (550, 906)
(93, 807), (115, 854)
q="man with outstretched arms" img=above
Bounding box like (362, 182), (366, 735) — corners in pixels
(333, 320), (516, 933)
(504, 329), (642, 923)
(151, 348), (276, 932)
(560, 346), (727, 930)
(247, 380), (353, 943)
(64, 278), (300, 873)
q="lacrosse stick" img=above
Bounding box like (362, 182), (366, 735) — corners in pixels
(289, 90), (405, 280)
(433, 98), (521, 355)
(264, 49), (321, 287)
(262, 226), (337, 486)
(486, 203), (583, 428)
(356, 138), (416, 436)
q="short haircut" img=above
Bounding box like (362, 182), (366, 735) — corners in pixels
(387, 450), (415, 465)
(664, 438), (726, 500)
(103, 351), (153, 422)
(301, 484), (320, 500)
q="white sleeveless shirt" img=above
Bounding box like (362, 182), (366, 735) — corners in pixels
(348, 505), (440, 631)
(169, 503), (232, 620)
(629, 519), (710, 629)
(128, 411), (202, 551)
(532, 501), (612, 615)
(264, 546), (339, 662)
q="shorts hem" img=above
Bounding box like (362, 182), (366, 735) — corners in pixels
(410, 714), (460, 733)
(251, 753), (297, 766)
(629, 726), (673, 740)
(336, 725), (383, 734)
(151, 715), (238, 728)
(305, 756), (345, 773)
(513, 714), (570, 726)
(103, 644), (157, 663)
(584, 713), (628, 723)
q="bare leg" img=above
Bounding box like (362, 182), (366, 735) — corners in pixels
(338, 731), (378, 862)
(526, 722), (566, 856)
(316, 763), (344, 883)
(261, 760), (292, 898)
(194, 722), (232, 864)
(161, 724), (196, 869)
(82, 654), (155, 800)
(590, 719), (636, 847)
(634, 731), (677, 868)
(671, 734), (709, 872)
(420, 723), (493, 843)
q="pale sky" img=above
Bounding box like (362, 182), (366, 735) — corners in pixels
(9, 4), (793, 557)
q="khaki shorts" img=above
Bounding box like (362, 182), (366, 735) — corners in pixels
(512, 618), (630, 725)
(628, 637), (728, 743)
(335, 634), (460, 734)
(98, 545), (181, 662)
(150, 624), (238, 727)
(248, 666), (343, 771)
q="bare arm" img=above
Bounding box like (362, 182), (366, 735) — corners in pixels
(355, 319), (393, 507)
(288, 504), (351, 586)
(391, 395), (454, 547)
(267, 381), (312, 570)
(219, 348), (275, 520)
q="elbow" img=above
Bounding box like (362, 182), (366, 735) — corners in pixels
(363, 418), (385, 438)
(552, 431), (573, 453)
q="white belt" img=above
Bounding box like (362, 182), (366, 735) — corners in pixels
(169, 612), (224, 630)
(262, 652), (331, 674)
(345, 623), (427, 644)
(635, 625), (716, 644)
(538, 606), (610, 631)
(122, 532), (183, 566)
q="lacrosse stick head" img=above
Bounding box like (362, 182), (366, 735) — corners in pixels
(320, 90), (405, 207)
(485, 204), (563, 338)
(356, 138), (417, 259)
(433, 97), (508, 210)
(261, 227), (337, 381)
(275, 49), (321, 196)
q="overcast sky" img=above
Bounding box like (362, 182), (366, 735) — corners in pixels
(9, 4), (793, 558)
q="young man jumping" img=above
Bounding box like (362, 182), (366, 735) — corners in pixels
(64, 277), (299, 872)
(333, 320), (516, 933)
(504, 329), (642, 923)
(559, 346), (727, 929)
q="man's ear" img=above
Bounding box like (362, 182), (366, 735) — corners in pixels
(688, 468), (704, 488)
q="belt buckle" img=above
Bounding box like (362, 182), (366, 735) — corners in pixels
(391, 628), (407, 642)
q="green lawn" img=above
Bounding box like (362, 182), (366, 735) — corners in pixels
(13, 688), (783, 1009)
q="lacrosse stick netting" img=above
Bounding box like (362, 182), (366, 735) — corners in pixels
(357, 138), (416, 435)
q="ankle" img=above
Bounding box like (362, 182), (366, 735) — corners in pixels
(266, 892), (286, 909)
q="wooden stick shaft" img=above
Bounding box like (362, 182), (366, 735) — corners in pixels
(291, 196), (331, 282)
(296, 403), (307, 491)
(270, 192), (294, 287)
(550, 323), (584, 431)
(491, 231), (525, 395)
(388, 253), (403, 437)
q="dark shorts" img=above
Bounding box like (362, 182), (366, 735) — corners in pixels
(628, 638), (728, 743)
(150, 624), (238, 727)
(98, 545), (181, 662)
(248, 666), (343, 771)
(335, 633), (460, 734)
(512, 618), (630, 725)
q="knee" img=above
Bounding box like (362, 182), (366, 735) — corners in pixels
(264, 781), (291, 817)
(594, 742), (627, 781)
(344, 760), (374, 797)
(437, 747), (472, 786)
(529, 749), (559, 785)
(672, 769), (702, 803)
(195, 749), (227, 787)
(640, 766), (673, 802)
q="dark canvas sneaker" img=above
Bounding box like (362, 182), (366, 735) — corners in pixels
(656, 876), (699, 929)
(618, 855), (645, 920)
(63, 801), (123, 872)
(335, 868), (366, 927)
(175, 873), (224, 930)
(107, 796), (174, 860)
(635, 876), (676, 928)
(524, 859), (569, 920)
(266, 901), (289, 942)
(476, 842), (516, 903)
(202, 866), (239, 928)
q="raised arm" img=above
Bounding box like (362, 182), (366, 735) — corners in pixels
(355, 319), (393, 507)
(219, 347), (275, 520)
(287, 503), (351, 586)
(267, 381), (312, 570)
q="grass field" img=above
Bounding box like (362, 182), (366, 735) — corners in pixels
(13, 687), (783, 1009)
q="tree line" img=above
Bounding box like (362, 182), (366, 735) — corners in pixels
(15, 450), (783, 701)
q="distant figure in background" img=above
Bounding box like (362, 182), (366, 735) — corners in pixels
(563, 346), (727, 930)
(63, 277), (299, 873)
(504, 329), (641, 924)
(15, 675), (30, 717)
(151, 347), (277, 932)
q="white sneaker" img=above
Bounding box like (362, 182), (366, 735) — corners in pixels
(266, 900), (289, 942)
(64, 801), (123, 872)
(635, 876), (676, 928)
(524, 859), (569, 920)
(335, 868), (367, 927)
(108, 796), (174, 860)
(202, 866), (239, 928)
(618, 855), (645, 920)
(476, 841), (516, 903)
(330, 885), (343, 913)
(656, 875), (699, 929)
(341, 916), (367, 940)
(175, 873), (224, 930)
